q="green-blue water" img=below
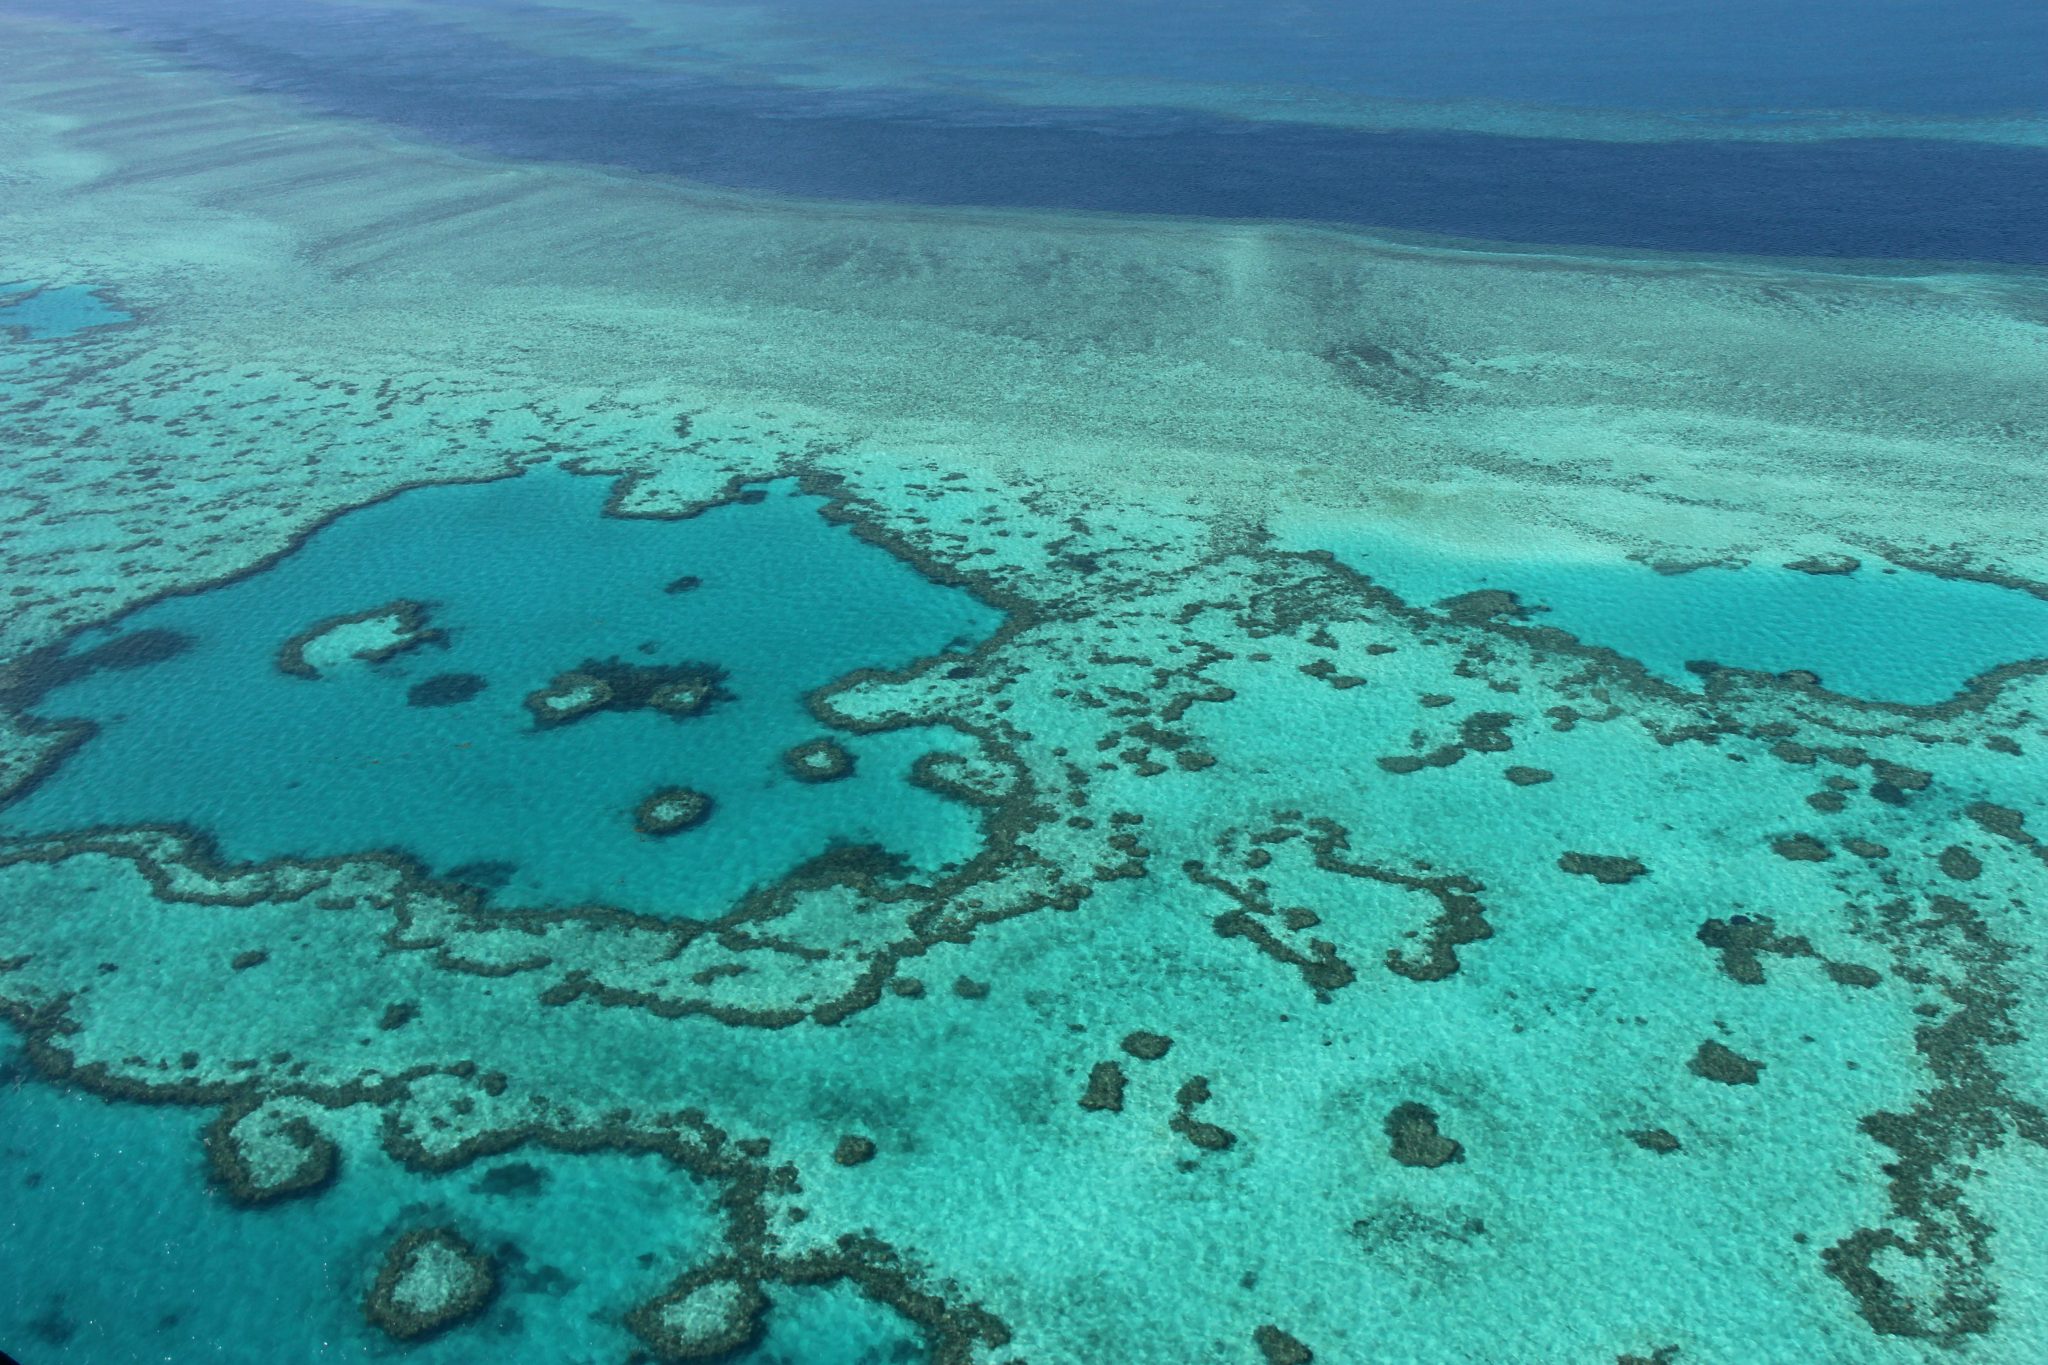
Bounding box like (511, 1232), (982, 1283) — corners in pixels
(1, 3), (2044, 1363)
(0, 1037), (921, 1365)
(0, 283), (130, 340)
(1290, 527), (2048, 703)
(6, 469), (998, 915)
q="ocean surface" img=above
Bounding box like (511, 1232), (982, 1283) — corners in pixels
(1, 3), (2044, 1364)
(18, 0), (2048, 264)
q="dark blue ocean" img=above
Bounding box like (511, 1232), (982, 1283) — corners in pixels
(29, 0), (2048, 263)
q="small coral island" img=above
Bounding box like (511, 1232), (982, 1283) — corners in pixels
(525, 658), (731, 728)
(783, 737), (855, 783)
(202, 1103), (339, 1205)
(362, 1227), (497, 1341)
(277, 599), (441, 679)
(626, 1266), (767, 1360)
(634, 786), (714, 836)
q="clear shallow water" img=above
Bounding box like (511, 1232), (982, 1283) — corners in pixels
(5, 467), (999, 914)
(1285, 527), (2048, 704)
(0, 1040), (922, 1364)
(0, 283), (131, 340)
(0, 4), (2045, 1364)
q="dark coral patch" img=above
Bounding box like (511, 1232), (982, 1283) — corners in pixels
(2, 627), (194, 712)
(1696, 914), (1810, 986)
(526, 657), (731, 728)
(1385, 1101), (1463, 1168)
(471, 1162), (549, 1198)
(1121, 1031), (1173, 1061)
(1080, 1062), (1127, 1113)
(1459, 711), (1516, 753)
(1437, 588), (1529, 623)
(1784, 554), (1860, 576)
(1937, 846), (1983, 881)
(447, 860), (516, 890)
(1169, 1076), (1237, 1151)
(407, 672), (487, 707)
(1697, 914), (1880, 990)
(1689, 1040), (1763, 1085)
(1618, 1348), (1681, 1365)
(833, 1135), (878, 1166)
(1175, 1118), (1237, 1152)
(1771, 834), (1832, 862)
(1255, 1324), (1315, 1363)
(1558, 852), (1648, 884)
(1377, 747), (1464, 775)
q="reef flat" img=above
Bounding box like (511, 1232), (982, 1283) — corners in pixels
(0, 5), (2044, 1364)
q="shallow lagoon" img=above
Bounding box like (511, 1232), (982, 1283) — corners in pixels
(0, 283), (130, 341)
(0, 1040), (925, 1364)
(5, 468), (1001, 915)
(1281, 522), (2048, 704)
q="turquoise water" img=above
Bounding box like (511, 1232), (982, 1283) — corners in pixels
(2, 4), (2046, 1363)
(4, 468), (999, 915)
(0, 1040), (921, 1364)
(0, 282), (130, 340)
(1288, 528), (2048, 703)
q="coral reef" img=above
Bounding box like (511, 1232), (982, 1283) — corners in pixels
(277, 600), (440, 680)
(1385, 1102), (1463, 1169)
(633, 787), (714, 837)
(362, 1227), (497, 1342)
(527, 659), (732, 729)
(783, 737), (856, 783)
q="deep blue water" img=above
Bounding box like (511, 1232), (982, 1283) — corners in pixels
(705, 0), (2047, 117)
(27, 0), (2048, 263)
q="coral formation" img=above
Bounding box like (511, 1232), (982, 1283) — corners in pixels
(1689, 1041), (1765, 1086)
(277, 600), (440, 680)
(784, 737), (856, 783)
(407, 672), (487, 707)
(527, 659), (732, 729)
(1120, 1031), (1173, 1062)
(1079, 1062), (1127, 1114)
(1385, 1102), (1464, 1168)
(1557, 853), (1650, 884)
(362, 1227), (497, 1341)
(633, 787), (715, 837)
